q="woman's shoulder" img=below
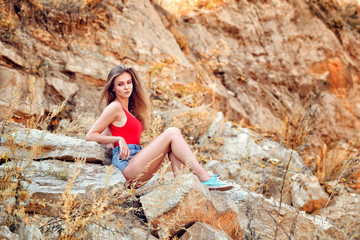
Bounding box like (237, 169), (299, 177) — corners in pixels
(107, 100), (122, 108)
(103, 101), (124, 116)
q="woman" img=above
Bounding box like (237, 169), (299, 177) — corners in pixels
(86, 65), (232, 190)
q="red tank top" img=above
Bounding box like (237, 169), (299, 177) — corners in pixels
(109, 107), (143, 146)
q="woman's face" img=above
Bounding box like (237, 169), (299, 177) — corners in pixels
(113, 72), (133, 100)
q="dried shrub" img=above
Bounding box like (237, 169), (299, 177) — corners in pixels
(169, 107), (214, 145)
(2, 0), (113, 45)
(147, 56), (214, 110)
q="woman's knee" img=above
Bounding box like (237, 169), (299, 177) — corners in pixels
(164, 127), (182, 136)
(158, 127), (183, 146)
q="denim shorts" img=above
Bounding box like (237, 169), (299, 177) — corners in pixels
(112, 144), (142, 172)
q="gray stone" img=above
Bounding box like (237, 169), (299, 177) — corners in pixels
(0, 159), (126, 215)
(220, 184), (344, 240)
(140, 174), (210, 223)
(221, 124), (305, 172)
(212, 122), (311, 205)
(318, 188), (360, 236)
(64, 52), (117, 81)
(140, 174), (243, 239)
(0, 128), (112, 164)
(29, 160), (125, 196)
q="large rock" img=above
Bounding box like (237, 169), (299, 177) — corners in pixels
(205, 121), (309, 205)
(204, 117), (331, 213)
(220, 123), (305, 170)
(140, 174), (243, 239)
(0, 41), (26, 67)
(0, 159), (126, 216)
(139, 173), (343, 239)
(0, 128), (112, 164)
(223, 185), (345, 240)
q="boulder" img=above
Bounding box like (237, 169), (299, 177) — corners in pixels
(140, 174), (243, 239)
(0, 159), (126, 216)
(139, 173), (343, 239)
(222, 185), (345, 240)
(0, 128), (112, 164)
(205, 121), (309, 204)
(221, 123), (306, 171)
(64, 53), (113, 83)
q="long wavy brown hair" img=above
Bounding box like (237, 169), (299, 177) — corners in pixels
(99, 65), (151, 129)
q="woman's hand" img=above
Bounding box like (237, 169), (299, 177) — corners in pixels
(118, 137), (130, 160)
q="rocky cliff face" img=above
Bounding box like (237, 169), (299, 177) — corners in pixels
(0, 0), (359, 185)
(156, 0), (360, 177)
(1, 1), (360, 238)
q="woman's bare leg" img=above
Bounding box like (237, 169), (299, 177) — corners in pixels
(122, 127), (211, 187)
(168, 152), (183, 177)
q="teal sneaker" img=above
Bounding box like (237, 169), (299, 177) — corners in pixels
(201, 175), (233, 191)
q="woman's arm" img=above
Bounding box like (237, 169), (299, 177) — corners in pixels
(101, 127), (115, 148)
(86, 102), (130, 159)
(85, 103), (123, 144)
